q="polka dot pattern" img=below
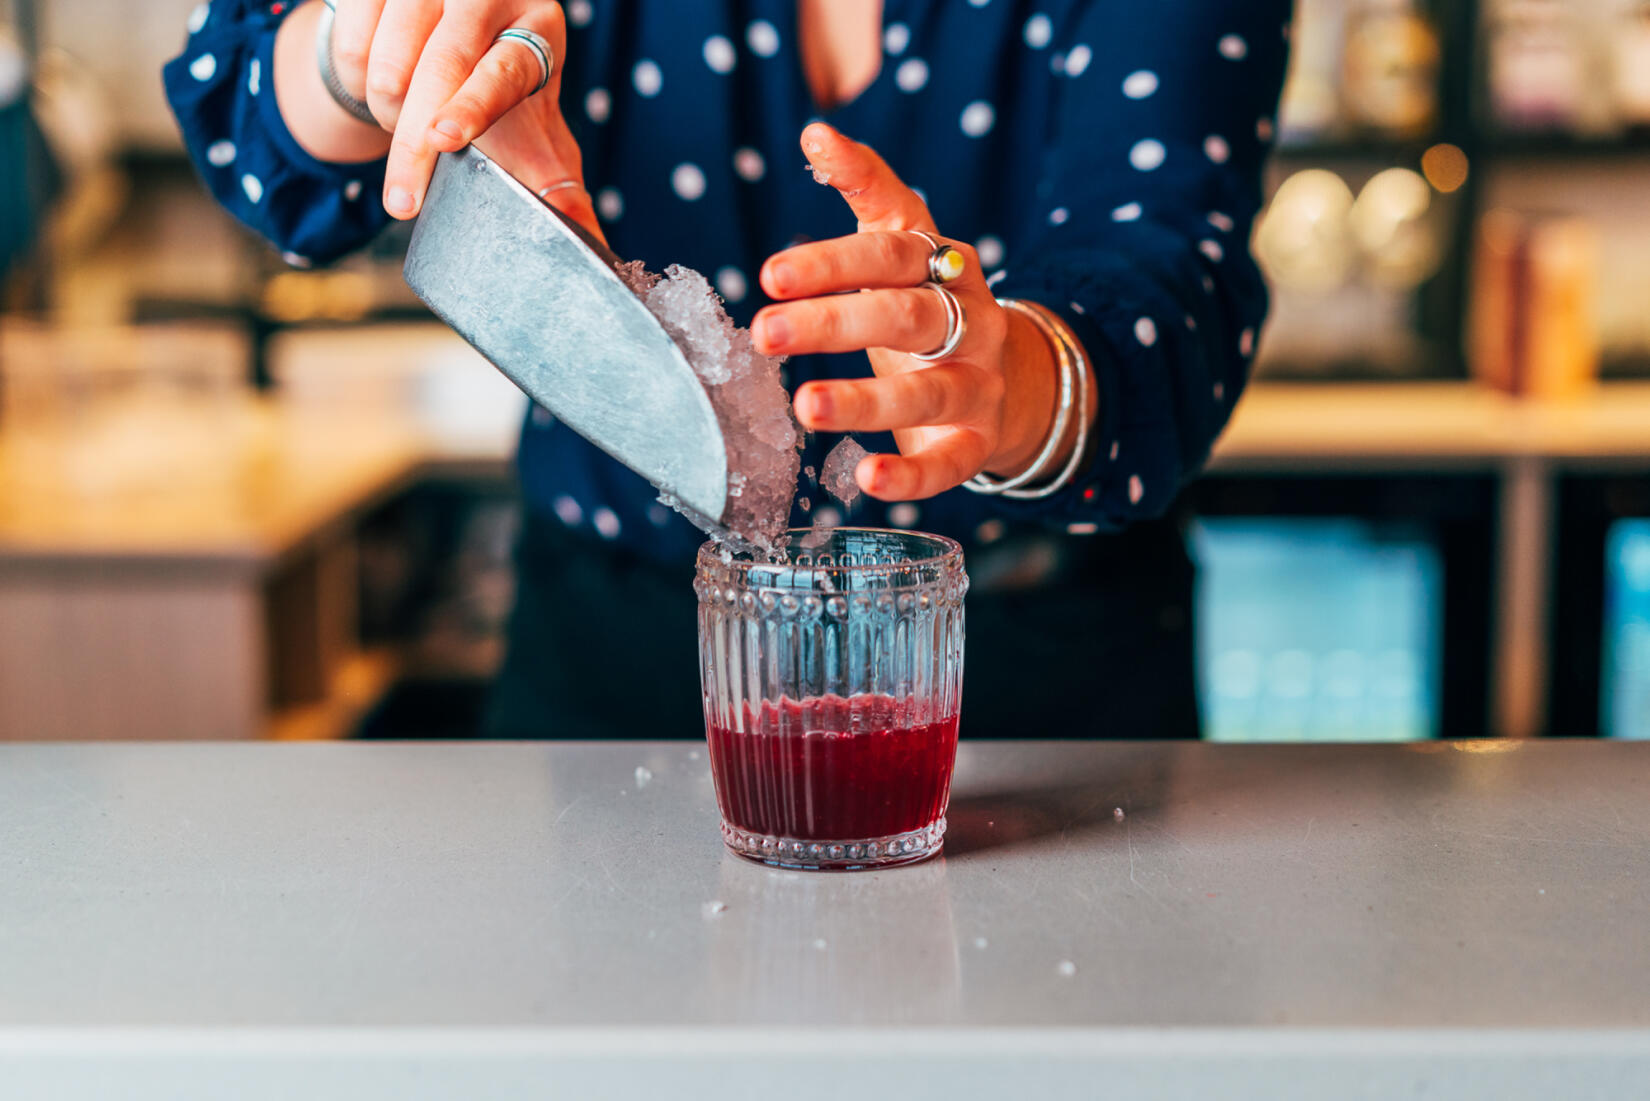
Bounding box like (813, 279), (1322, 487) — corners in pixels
(1023, 14), (1053, 49)
(585, 87), (611, 123)
(1130, 140), (1166, 172)
(1122, 70), (1159, 99)
(703, 36), (735, 74)
(166, 2), (1285, 554)
(672, 163), (707, 201)
(733, 147), (765, 181)
(632, 60), (662, 97)
(960, 101), (996, 138)
(746, 20), (780, 58)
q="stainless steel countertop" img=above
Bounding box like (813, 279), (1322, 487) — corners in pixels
(2, 740), (1648, 1099)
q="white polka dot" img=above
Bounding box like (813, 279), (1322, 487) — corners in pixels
(1213, 380), (1225, 401)
(703, 35), (736, 74)
(884, 22), (911, 55)
(1200, 239), (1225, 263)
(1204, 135), (1230, 164)
(672, 163), (707, 202)
(344, 179), (363, 201)
(1023, 14), (1053, 49)
(1067, 522), (1099, 535)
(648, 503), (671, 527)
(1122, 70), (1159, 99)
(1207, 211), (1235, 233)
(1240, 327), (1256, 356)
(553, 495), (583, 526)
(596, 187), (624, 220)
(813, 506), (843, 528)
(895, 58), (929, 92)
(1134, 317), (1158, 347)
(1219, 34), (1248, 60)
(1128, 475), (1144, 504)
(1069, 301), (1085, 314)
(247, 58), (260, 96)
(986, 269), (1007, 288)
(960, 100), (996, 138)
(565, 0), (593, 27)
(746, 20), (780, 58)
(888, 503), (920, 527)
(206, 140), (236, 167)
(733, 147), (765, 181)
(1130, 140), (1166, 172)
(1048, 207), (1070, 226)
(241, 173), (262, 203)
(1065, 44), (1093, 76)
(281, 251), (311, 269)
(911, 186), (928, 206)
(1112, 201), (1143, 222)
(976, 518), (1006, 543)
(189, 53), (216, 81)
(593, 507), (621, 539)
(975, 235), (1005, 268)
(531, 405), (553, 427)
(632, 60), (662, 97)
(1109, 440), (1120, 461)
(969, 0), (992, 7)
(187, 3), (210, 34)
(583, 87), (611, 124)
(1257, 117), (1275, 142)
(715, 266), (747, 303)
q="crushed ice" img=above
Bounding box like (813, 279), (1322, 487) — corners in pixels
(701, 900), (727, 919)
(821, 436), (870, 508)
(618, 261), (801, 551)
(634, 765), (653, 790)
(1113, 807), (1125, 822)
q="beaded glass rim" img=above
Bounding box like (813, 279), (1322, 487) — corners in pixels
(697, 526), (964, 572)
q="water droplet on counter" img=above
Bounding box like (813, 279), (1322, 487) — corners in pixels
(813, 938), (828, 951)
(974, 936), (989, 950)
(634, 765), (653, 789)
(702, 900), (727, 919)
(1057, 960), (1077, 977)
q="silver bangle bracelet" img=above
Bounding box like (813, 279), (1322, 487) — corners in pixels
(965, 298), (1095, 500)
(964, 298), (1075, 494)
(315, 0), (380, 127)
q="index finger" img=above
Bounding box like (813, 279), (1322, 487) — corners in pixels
(800, 122), (935, 233)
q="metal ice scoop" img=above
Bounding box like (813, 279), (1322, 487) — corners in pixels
(403, 146), (729, 530)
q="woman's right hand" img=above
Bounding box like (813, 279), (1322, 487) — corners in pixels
(326, 0), (597, 235)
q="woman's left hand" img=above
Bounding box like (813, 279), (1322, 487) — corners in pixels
(753, 123), (1052, 502)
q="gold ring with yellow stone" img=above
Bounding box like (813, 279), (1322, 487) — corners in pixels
(908, 229), (967, 285)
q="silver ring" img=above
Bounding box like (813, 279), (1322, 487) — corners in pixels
(913, 283), (967, 361)
(494, 28), (553, 96)
(537, 180), (582, 198)
(908, 229), (965, 285)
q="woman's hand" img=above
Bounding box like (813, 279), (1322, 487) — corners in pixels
(322, 0), (598, 234)
(752, 124), (1061, 502)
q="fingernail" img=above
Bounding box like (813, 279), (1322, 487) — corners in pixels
(432, 120), (464, 143)
(768, 262), (795, 295)
(802, 386), (831, 423)
(760, 313), (792, 349)
(386, 186), (416, 216)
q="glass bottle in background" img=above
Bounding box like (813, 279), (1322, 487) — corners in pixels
(1341, 0), (1441, 140)
(1277, 0), (1346, 145)
(1486, 0), (1590, 133)
(1614, 0), (1650, 131)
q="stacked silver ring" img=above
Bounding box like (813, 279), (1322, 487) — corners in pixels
(913, 283), (966, 362)
(494, 28), (554, 96)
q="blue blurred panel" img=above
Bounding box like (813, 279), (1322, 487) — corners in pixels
(1191, 519), (1442, 742)
(1601, 521), (1650, 741)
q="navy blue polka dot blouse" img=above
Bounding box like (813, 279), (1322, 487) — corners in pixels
(165, 0), (1289, 562)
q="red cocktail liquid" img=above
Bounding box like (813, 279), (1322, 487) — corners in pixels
(706, 694), (960, 842)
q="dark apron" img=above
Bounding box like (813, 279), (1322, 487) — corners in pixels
(484, 509), (1199, 740)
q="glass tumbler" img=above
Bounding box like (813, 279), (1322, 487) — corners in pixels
(695, 528), (967, 870)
